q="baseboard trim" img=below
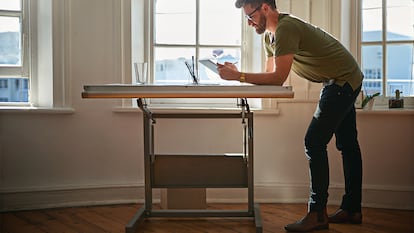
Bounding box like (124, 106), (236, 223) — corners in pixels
(0, 184), (145, 212)
(1, 183), (413, 212)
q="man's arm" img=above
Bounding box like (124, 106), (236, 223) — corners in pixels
(265, 56), (276, 72)
(218, 54), (294, 85)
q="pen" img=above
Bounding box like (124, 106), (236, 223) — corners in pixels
(192, 56), (195, 76)
(217, 61), (238, 66)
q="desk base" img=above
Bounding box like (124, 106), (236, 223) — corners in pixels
(128, 99), (262, 233)
(125, 203), (263, 233)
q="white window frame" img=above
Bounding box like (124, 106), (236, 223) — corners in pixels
(0, 0), (72, 110)
(358, 0), (414, 98)
(0, 0), (29, 78)
(0, 0), (30, 105)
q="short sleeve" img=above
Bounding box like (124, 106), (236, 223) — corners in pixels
(275, 21), (300, 56)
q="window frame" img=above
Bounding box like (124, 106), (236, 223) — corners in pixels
(0, 0), (31, 105)
(0, 0), (72, 110)
(145, 0), (261, 108)
(0, 0), (29, 78)
(359, 0), (414, 97)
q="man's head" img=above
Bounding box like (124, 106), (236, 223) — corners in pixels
(235, 0), (277, 34)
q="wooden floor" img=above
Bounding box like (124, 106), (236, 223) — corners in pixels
(1, 203), (413, 233)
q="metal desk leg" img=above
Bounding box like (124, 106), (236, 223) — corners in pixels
(247, 111), (262, 233)
(125, 206), (146, 233)
(137, 98), (155, 212)
(125, 99), (154, 233)
(242, 99), (262, 233)
(254, 203), (263, 233)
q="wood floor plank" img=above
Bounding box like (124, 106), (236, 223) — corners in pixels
(48, 207), (109, 233)
(91, 204), (139, 226)
(0, 213), (44, 233)
(1, 203), (413, 233)
(15, 210), (80, 233)
(67, 207), (123, 233)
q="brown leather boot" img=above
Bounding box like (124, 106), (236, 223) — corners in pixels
(328, 209), (362, 224)
(285, 209), (329, 232)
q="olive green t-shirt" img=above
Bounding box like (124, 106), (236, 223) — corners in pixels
(264, 13), (363, 90)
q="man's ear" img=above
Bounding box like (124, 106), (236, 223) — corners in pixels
(261, 4), (269, 15)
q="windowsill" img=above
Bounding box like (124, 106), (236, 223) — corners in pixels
(0, 106), (75, 114)
(357, 107), (414, 115)
(113, 106), (280, 116)
(358, 97), (414, 115)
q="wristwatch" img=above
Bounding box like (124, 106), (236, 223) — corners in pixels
(239, 72), (246, 83)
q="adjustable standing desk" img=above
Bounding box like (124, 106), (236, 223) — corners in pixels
(82, 84), (294, 233)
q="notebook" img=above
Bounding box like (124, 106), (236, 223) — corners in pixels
(199, 59), (219, 74)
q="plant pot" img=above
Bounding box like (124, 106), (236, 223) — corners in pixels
(364, 99), (375, 110)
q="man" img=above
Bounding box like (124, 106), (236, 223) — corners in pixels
(217, 0), (363, 232)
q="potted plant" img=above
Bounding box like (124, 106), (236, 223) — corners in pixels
(362, 92), (380, 109)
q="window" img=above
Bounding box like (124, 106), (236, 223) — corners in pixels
(361, 0), (414, 97)
(152, 0), (241, 85)
(147, 0), (253, 107)
(0, 0), (30, 103)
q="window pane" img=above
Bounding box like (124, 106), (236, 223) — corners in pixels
(0, 16), (21, 66)
(199, 0), (241, 45)
(387, 44), (414, 96)
(387, 0), (414, 41)
(155, 0), (196, 45)
(0, 0), (21, 11)
(154, 47), (196, 84)
(362, 0), (382, 42)
(0, 77), (29, 102)
(362, 45), (383, 95)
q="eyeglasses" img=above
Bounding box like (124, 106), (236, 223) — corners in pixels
(245, 5), (262, 21)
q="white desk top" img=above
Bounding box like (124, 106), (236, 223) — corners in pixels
(82, 84), (294, 99)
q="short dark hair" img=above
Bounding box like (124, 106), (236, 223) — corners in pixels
(235, 0), (277, 9)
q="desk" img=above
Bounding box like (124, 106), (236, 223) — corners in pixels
(82, 84), (294, 233)
(81, 84), (294, 99)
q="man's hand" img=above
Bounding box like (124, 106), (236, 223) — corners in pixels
(217, 62), (240, 81)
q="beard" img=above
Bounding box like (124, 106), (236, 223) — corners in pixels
(254, 14), (266, 34)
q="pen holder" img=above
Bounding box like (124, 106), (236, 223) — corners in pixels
(184, 58), (198, 85)
(189, 72), (199, 85)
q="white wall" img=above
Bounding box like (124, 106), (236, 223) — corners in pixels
(0, 0), (413, 211)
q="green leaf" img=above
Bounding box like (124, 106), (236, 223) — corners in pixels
(361, 92), (380, 108)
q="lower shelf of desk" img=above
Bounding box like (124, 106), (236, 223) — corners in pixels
(125, 153), (262, 232)
(152, 154), (248, 188)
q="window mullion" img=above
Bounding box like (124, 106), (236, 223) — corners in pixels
(21, 0), (30, 77)
(382, 0), (387, 95)
(195, 0), (200, 71)
(0, 67), (24, 77)
(0, 10), (21, 17)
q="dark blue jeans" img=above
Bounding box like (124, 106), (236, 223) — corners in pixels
(305, 82), (362, 213)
